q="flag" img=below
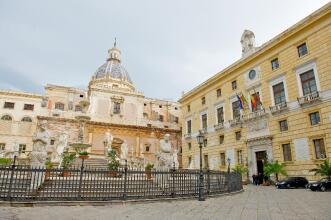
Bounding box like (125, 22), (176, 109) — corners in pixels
(240, 94), (248, 107)
(255, 93), (262, 107)
(237, 95), (243, 110)
(251, 94), (257, 110)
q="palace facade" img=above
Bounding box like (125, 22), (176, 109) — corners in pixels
(179, 3), (331, 181)
(0, 43), (182, 166)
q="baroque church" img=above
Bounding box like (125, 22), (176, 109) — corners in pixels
(0, 42), (182, 166)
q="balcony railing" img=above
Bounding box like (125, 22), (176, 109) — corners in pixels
(297, 91), (320, 105)
(228, 117), (242, 127)
(243, 109), (267, 121)
(184, 133), (192, 139)
(269, 102), (288, 114)
(214, 122), (225, 131)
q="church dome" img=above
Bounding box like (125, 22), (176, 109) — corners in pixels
(93, 40), (133, 84)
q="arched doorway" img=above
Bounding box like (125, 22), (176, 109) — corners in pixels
(111, 138), (123, 156)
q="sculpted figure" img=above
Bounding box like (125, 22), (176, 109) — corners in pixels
(241, 29), (256, 56)
(104, 132), (113, 154)
(30, 120), (49, 167)
(172, 149), (179, 169)
(156, 134), (173, 169)
(120, 141), (128, 160)
(30, 120), (49, 189)
(52, 131), (69, 164)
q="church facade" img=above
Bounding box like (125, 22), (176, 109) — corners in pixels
(0, 43), (182, 166)
(179, 3), (331, 181)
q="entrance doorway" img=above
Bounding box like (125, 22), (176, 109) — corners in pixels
(255, 151), (267, 174)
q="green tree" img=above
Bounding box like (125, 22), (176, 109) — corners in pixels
(310, 160), (331, 180)
(263, 161), (287, 182)
(232, 164), (248, 175)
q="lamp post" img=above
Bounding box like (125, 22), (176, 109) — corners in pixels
(227, 157), (231, 174)
(196, 130), (205, 201)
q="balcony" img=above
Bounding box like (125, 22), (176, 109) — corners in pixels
(214, 122), (225, 131)
(243, 109), (267, 121)
(269, 102), (288, 114)
(228, 117), (242, 127)
(297, 91), (320, 106)
(184, 133), (192, 140)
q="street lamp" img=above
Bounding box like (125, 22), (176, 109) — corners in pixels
(196, 130), (205, 201)
(227, 157), (231, 173)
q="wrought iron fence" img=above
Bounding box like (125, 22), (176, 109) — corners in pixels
(0, 161), (242, 201)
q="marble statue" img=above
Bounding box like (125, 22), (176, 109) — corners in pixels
(52, 131), (69, 164)
(104, 132), (113, 154)
(155, 134), (173, 169)
(120, 141), (128, 160)
(30, 120), (49, 189)
(241, 29), (256, 56)
(30, 120), (49, 167)
(140, 144), (144, 158)
(172, 149), (179, 169)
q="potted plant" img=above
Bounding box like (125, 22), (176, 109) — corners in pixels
(78, 151), (89, 160)
(232, 164), (249, 184)
(61, 151), (76, 177)
(263, 160), (287, 185)
(107, 149), (120, 177)
(310, 160), (331, 180)
(0, 158), (12, 166)
(45, 159), (54, 180)
(145, 163), (154, 180)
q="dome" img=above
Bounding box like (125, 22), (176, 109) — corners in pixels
(93, 40), (133, 84)
(94, 62), (132, 83)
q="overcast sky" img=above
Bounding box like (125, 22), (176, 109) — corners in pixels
(0, 0), (329, 101)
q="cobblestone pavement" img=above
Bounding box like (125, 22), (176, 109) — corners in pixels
(0, 185), (331, 220)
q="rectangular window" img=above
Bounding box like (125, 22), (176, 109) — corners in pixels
(297, 42), (308, 57)
(55, 102), (65, 111)
(219, 135), (224, 144)
(4, 102), (15, 109)
(188, 156), (192, 167)
(237, 150), (243, 164)
(217, 107), (224, 124)
(113, 102), (121, 114)
(0, 143), (5, 150)
(272, 82), (286, 105)
(187, 120), (192, 134)
(220, 153), (226, 166)
(75, 105), (82, 112)
(201, 114), (207, 130)
(187, 105), (191, 112)
(232, 80), (237, 90)
(216, 89), (222, 97)
(313, 139), (326, 159)
(204, 154), (209, 168)
(23, 104), (34, 111)
(232, 100), (241, 119)
(188, 143), (192, 150)
(201, 97), (206, 105)
(309, 112), (320, 125)
(145, 145), (150, 152)
(282, 143), (292, 161)
(279, 120), (288, 132)
(300, 69), (317, 96)
(271, 58), (279, 70)
(50, 139), (55, 145)
(19, 144), (26, 154)
(159, 115), (164, 122)
(235, 131), (241, 140)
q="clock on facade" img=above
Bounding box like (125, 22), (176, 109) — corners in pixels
(248, 69), (256, 80)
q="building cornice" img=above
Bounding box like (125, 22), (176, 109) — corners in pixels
(37, 116), (181, 134)
(179, 2), (331, 103)
(0, 89), (43, 99)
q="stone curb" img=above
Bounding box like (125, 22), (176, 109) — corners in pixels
(0, 189), (244, 207)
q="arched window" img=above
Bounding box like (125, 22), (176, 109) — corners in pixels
(55, 102), (65, 111)
(21, 116), (32, 122)
(1, 115), (12, 121)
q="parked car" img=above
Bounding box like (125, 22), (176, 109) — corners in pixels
(275, 177), (308, 189)
(308, 178), (331, 192)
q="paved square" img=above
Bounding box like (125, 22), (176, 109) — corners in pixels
(0, 185), (330, 220)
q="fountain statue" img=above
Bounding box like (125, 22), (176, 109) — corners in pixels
(120, 141), (128, 160)
(30, 120), (49, 189)
(156, 134), (174, 169)
(52, 131), (69, 164)
(104, 132), (113, 155)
